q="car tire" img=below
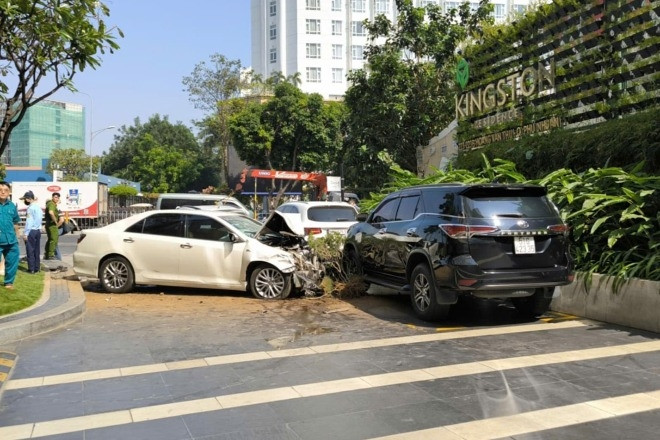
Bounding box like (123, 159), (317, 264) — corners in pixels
(512, 288), (552, 318)
(410, 264), (450, 321)
(249, 264), (292, 299)
(100, 256), (134, 293)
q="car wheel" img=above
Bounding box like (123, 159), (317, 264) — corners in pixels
(342, 247), (363, 277)
(249, 264), (292, 299)
(100, 256), (134, 293)
(410, 264), (449, 321)
(512, 288), (552, 318)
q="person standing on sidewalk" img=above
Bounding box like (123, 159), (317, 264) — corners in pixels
(0, 181), (21, 289)
(21, 191), (43, 274)
(45, 192), (64, 260)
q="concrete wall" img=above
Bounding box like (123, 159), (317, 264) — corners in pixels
(551, 275), (660, 334)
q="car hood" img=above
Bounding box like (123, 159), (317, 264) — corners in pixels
(256, 211), (305, 238)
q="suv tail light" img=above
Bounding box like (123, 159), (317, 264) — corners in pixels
(547, 224), (570, 235)
(440, 224), (499, 238)
(304, 227), (323, 236)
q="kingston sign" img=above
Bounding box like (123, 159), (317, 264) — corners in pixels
(455, 59), (556, 119)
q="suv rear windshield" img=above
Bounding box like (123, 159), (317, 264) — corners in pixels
(463, 196), (558, 219)
(308, 207), (357, 222)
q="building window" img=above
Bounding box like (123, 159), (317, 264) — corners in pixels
(513, 5), (526, 14)
(332, 0), (342, 11)
(351, 21), (366, 36)
(420, 0), (437, 6)
(332, 68), (343, 83)
(445, 1), (459, 12)
(351, 45), (364, 60)
(306, 43), (321, 58)
(269, 48), (277, 63)
(332, 44), (343, 59)
(332, 20), (342, 36)
(351, 0), (366, 13)
(306, 19), (321, 34)
(269, 0), (276, 16)
(375, 0), (390, 14)
(494, 4), (505, 19)
(269, 24), (277, 40)
(306, 67), (321, 83)
(306, 0), (320, 10)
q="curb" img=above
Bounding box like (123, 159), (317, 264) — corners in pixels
(0, 351), (18, 403)
(0, 274), (86, 344)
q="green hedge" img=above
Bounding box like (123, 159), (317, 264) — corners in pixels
(455, 107), (659, 179)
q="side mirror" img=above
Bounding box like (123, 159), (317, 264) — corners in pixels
(357, 213), (368, 222)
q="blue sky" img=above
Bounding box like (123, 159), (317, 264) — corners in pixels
(51, 0), (251, 156)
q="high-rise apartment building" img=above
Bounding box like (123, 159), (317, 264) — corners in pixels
(2, 100), (86, 167)
(251, 0), (530, 99)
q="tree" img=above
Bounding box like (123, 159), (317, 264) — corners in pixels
(229, 82), (346, 173)
(0, 0), (122, 157)
(124, 134), (200, 193)
(182, 53), (247, 113)
(195, 98), (247, 188)
(102, 115), (198, 174)
(46, 148), (92, 181)
(102, 115), (204, 192)
(343, 0), (492, 192)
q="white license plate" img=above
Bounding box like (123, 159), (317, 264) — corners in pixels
(514, 236), (536, 254)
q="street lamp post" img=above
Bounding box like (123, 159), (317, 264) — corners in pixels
(89, 126), (115, 181)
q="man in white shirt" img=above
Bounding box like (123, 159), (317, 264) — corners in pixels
(21, 190), (43, 274)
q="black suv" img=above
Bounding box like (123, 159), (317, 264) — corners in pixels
(343, 184), (573, 321)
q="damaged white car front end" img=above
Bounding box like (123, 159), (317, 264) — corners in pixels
(257, 211), (325, 297)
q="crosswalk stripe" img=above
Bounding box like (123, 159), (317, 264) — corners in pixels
(369, 390), (660, 439)
(0, 339), (657, 440)
(5, 320), (586, 390)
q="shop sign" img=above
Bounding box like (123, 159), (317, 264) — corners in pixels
(455, 59), (556, 119)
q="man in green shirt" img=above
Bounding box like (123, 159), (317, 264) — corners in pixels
(0, 181), (21, 289)
(45, 192), (64, 260)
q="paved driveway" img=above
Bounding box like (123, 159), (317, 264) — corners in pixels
(1, 283), (659, 439)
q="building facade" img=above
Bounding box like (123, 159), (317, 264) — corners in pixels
(251, 0), (530, 99)
(2, 100), (86, 167)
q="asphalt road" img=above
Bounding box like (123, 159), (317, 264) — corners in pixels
(1, 235), (660, 439)
(16, 230), (79, 265)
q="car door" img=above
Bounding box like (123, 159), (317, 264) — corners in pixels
(381, 192), (422, 277)
(124, 213), (184, 284)
(360, 196), (401, 274)
(177, 214), (248, 289)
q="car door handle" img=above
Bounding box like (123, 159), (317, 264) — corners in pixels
(180, 243), (192, 249)
(378, 228), (387, 234)
(406, 228), (417, 237)
(123, 238), (134, 243)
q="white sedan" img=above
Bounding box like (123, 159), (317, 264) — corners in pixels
(275, 201), (358, 238)
(73, 210), (311, 299)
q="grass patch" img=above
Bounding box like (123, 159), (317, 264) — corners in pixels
(0, 262), (45, 316)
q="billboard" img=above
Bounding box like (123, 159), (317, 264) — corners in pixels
(11, 182), (101, 218)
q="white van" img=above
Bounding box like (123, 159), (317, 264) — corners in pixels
(155, 193), (251, 216)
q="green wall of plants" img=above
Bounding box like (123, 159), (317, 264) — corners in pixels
(457, 0), (659, 151)
(455, 107), (659, 178)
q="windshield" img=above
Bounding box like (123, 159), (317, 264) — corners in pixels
(308, 207), (357, 222)
(463, 196), (558, 219)
(222, 215), (262, 237)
